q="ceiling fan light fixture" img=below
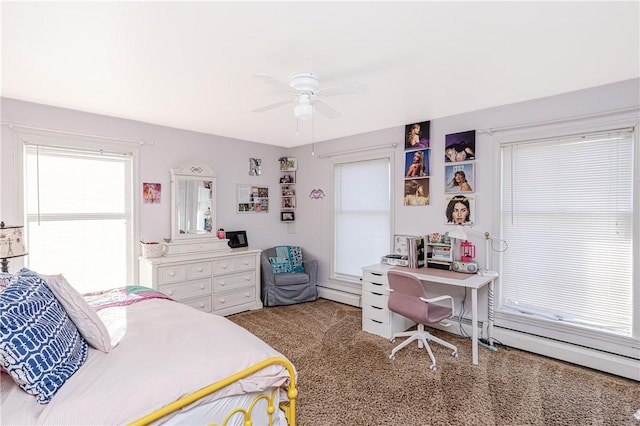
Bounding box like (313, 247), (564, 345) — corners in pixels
(294, 95), (313, 120)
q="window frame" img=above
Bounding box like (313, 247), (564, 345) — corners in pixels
(13, 130), (140, 286)
(329, 150), (395, 285)
(492, 118), (639, 359)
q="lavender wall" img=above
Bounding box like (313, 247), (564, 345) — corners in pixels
(2, 78), (638, 310)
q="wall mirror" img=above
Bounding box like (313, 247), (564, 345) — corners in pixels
(170, 162), (217, 241)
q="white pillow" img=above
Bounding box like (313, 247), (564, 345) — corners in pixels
(96, 306), (127, 349)
(40, 274), (112, 353)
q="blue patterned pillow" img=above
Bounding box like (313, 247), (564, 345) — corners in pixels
(0, 268), (88, 404)
(269, 256), (290, 274)
(274, 246), (304, 273)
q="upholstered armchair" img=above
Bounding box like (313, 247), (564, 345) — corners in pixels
(260, 246), (318, 307)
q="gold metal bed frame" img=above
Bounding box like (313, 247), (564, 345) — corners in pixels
(128, 357), (297, 426)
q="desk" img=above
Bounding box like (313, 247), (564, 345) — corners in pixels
(361, 263), (496, 365)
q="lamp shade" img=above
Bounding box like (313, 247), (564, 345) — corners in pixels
(0, 222), (27, 259)
(447, 225), (468, 241)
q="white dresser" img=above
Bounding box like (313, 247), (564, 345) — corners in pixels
(139, 247), (262, 316)
(361, 264), (415, 339)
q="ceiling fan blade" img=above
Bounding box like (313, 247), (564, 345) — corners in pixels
(252, 99), (292, 113)
(313, 99), (341, 119)
(253, 74), (292, 93)
(316, 81), (368, 97)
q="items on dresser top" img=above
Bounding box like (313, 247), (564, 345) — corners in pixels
(226, 230), (248, 248)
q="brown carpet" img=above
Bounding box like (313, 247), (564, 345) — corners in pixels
(228, 299), (640, 426)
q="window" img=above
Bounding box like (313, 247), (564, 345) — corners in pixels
(498, 127), (637, 356)
(333, 156), (391, 280)
(21, 138), (136, 293)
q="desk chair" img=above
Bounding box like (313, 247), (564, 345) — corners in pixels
(387, 270), (458, 371)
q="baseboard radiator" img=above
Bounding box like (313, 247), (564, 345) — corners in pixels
(318, 286), (361, 307)
(430, 317), (639, 381)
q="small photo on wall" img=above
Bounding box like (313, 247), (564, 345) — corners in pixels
(445, 194), (475, 225)
(445, 130), (476, 162)
(445, 163), (475, 193)
(143, 183), (161, 204)
(405, 121), (430, 150)
(404, 178), (430, 206)
(404, 149), (430, 177)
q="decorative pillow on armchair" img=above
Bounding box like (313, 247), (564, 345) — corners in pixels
(269, 256), (290, 274)
(0, 268), (88, 404)
(271, 246), (305, 274)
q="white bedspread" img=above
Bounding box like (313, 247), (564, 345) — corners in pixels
(1, 299), (292, 425)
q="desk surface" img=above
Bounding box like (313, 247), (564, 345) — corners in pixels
(362, 263), (494, 289)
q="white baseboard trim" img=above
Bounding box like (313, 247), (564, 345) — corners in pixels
(415, 317), (638, 381)
(318, 286), (361, 307)
(493, 327), (639, 381)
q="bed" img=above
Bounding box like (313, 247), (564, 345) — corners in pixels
(0, 269), (298, 425)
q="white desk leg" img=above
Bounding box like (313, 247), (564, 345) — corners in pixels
(488, 279), (495, 346)
(471, 287), (478, 365)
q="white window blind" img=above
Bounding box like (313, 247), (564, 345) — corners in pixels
(334, 157), (391, 279)
(24, 144), (134, 293)
(500, 129), (634, 337)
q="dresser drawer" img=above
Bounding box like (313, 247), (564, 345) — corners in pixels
(362, 285), (388, 309)
(233, 255), (256, 271)
(213, 255), (255, 275)
(182, 296), (212, 313)
(158, 279), (212, 301)
(362, 317), (391, 339)
(363, 303), (389, 324)
(185, 261), (212, 280)
(363, 271), (388, 285)
(363, 279), (387, 294)
(158, 265), (186, 284)
(213, 272), (255, 293)
(213, 289), (255, 310)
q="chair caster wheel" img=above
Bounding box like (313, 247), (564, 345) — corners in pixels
(430, 364), (437, 371)
(390, 338), (396, 343)
(389, 354), (395, 360)
(452, 351), (458, 358)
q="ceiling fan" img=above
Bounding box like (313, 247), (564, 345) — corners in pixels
(252, 72), (367, 120)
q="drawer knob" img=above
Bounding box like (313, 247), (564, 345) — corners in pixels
(168, 290), (174, 296)
(222, 264), (228, 269)
(244, 276), (251, 281)
(199, 284), (205, 290)
(220, 298), (225, 304)
(199, 303), (205, 309)
(169, 271), (176, 277)
(245, 293), (250, 298)
(197, 267), (203, 272)
(220, 281), (226, 286)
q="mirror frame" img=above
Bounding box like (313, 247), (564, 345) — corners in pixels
(170, 162), (217, 241)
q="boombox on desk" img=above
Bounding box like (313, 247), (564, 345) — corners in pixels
(451, 260), (479, 274)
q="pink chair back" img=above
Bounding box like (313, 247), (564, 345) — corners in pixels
(387, 271), (451, 324)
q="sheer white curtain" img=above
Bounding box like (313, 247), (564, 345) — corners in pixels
(24, 143), (134, 293)
(333, 157), (391, 280)
(499, 128), (636, 353)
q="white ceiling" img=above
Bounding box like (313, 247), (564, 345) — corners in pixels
(2, 2), (638, 148)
